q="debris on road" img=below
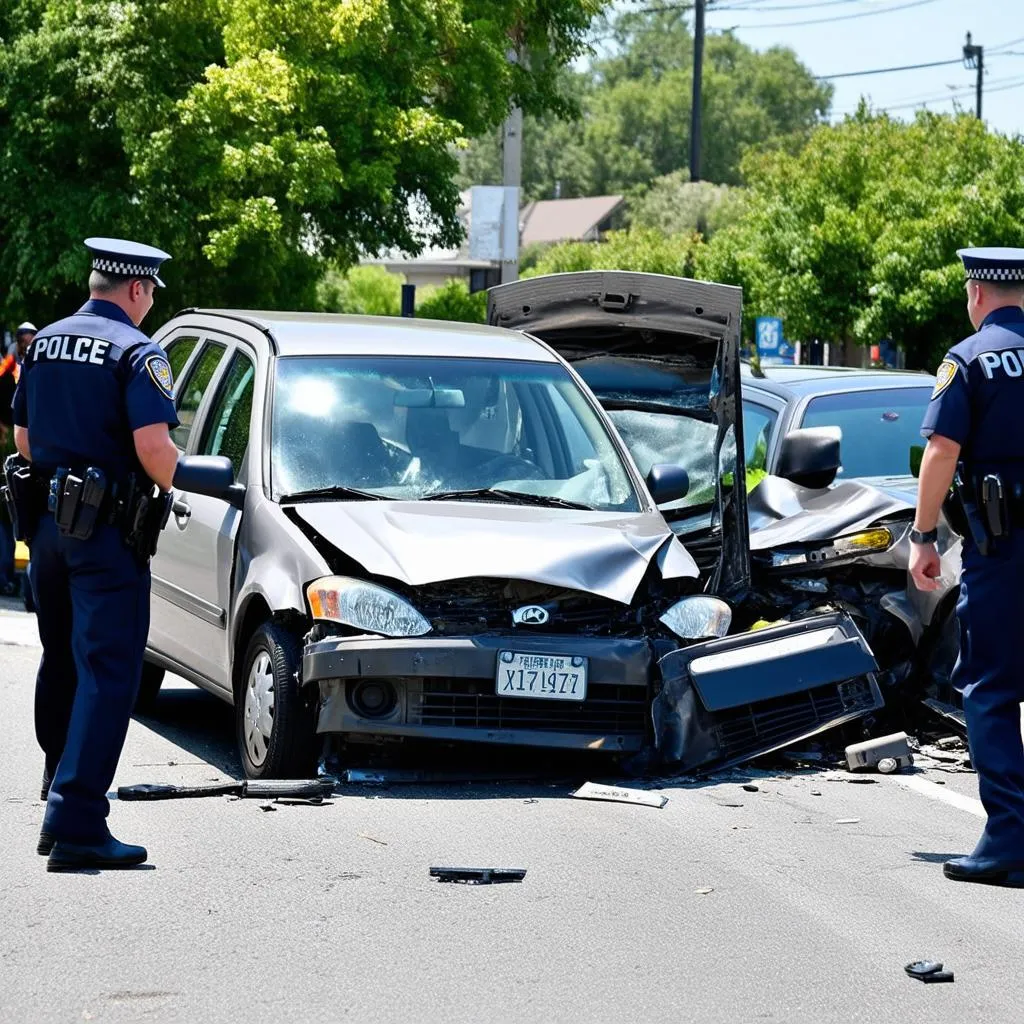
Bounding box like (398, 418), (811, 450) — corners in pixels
(742, 784), (760, 793)
(905, 961), (954, 984)
(936, 736), (964, 751)
(117, 778), (334, 801)
(430, 867), (527, 885)
(845, 732), (913, 774)
(359, 833), (389, 846)
(834, 818), (861, 825)
(572, 782), (668, 808)
(259, 803), (276, 813)
(273, 796), (326, 806)
(695, 887), (714, 895)
(343, 768), (540, 785)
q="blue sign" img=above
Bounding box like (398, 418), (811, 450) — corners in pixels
(756, 316), (794, 365)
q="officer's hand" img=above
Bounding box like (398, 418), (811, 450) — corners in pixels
(909, 541), (942, 592)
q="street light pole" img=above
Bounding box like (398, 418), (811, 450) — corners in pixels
(689, 0), (706, 182)
(501, 104), (522, 283)
(963, 32), (984, 119)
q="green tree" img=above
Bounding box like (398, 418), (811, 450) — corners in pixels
(698, 110), (1024, 368)
(525, 228), (701, 278)
(318, 265), (402, 316)
(416, 279), (487, 322)
(0, 0), (604, 324)
(627, 172), (747, 237)
(457, 10), (831, 199)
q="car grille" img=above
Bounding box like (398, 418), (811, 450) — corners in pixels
(710, 677), (878, 763)
(407, 678), (649, 737)
(412, 578), (646, 636)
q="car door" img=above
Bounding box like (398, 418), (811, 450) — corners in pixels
(149, 335), (249, 691)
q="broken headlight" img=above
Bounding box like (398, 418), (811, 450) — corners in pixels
(769, 528), (894, 569)
(306, 576), (432, 638)
(659, 595), (732, 640)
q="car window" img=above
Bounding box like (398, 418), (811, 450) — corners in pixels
(798, 387), (933, 479)
(171, 341), (226, 450)
(199, 351), (255, 475)
(164, 336), (199, 387)
(271, 354), (640, 512)
(742, 402), (777, 471)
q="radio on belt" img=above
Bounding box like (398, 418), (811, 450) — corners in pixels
(845, 732), (913, 774)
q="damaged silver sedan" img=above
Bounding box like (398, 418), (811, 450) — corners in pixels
(142, 280), (882, 778)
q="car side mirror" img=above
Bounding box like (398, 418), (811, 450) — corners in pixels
(775, 427), (841, 489)
(646, 464), (690, 506)
(174, 455), (244, 508)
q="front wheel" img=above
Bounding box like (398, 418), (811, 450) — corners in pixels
(236, 622), (319, 779)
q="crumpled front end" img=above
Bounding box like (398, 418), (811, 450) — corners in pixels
(650, 611), (882, 772)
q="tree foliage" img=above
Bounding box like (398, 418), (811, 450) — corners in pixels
(697, 110), (1024, 368)
(457, 9), (831, 200)
(627, 172), (747, 237)
(0, 0), (604, 323)
(525, 228), (701, 278)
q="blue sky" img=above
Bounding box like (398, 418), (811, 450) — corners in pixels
(700, 0), (1024, 134)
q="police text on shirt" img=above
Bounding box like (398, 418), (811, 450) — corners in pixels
(978, 350), (1024, 379)
(30, 335), (111, 366)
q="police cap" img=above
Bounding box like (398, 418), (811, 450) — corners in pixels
(15, 322), (36, 336)
(957, 247), (1024, 283)
(84, 237), (172, 288)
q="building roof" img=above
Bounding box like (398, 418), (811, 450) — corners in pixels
(519, 195), (626, 247)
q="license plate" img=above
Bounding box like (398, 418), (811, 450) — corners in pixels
(495, 651), (588, 702)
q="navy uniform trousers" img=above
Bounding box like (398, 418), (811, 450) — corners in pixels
(30, 514), (150, 843)
(955, 527), (1024, 861)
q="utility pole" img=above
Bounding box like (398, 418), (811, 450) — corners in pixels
(501, 105), (522, 283)
(689, 0), (706, 182)
(963, 32), (984, 119)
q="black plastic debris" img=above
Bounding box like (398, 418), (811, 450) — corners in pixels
(117, 779), (334, 801)
(905, 961), (954, 984)
(742, 784), (760, 793)
(430, 867), (527, 885)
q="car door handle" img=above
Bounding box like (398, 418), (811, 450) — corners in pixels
(172, 498), (191, 523)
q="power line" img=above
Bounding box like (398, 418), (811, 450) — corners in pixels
(818, 57), (964, 80)
(716, 0), (941, 30)
(833, 74), (1024, 116)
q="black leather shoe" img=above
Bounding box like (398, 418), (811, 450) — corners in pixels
(47, 837), (148, 872)
(40, 768), (52, 802)
(37, 831), (55, 856)
(943, 856), (1024, 887)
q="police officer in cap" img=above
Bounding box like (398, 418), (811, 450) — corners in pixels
(14, 238), (180, 871)
(912, 246), (1024, 887)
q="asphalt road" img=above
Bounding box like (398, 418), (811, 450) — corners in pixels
(3, 606), (1024, 1024)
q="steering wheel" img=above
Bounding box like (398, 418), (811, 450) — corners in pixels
(478, 452), (545, 481)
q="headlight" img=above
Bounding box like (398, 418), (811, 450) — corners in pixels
(660, 596), (732, 640)
(769, 528), (894, 569)
(305, 576), (431, 637)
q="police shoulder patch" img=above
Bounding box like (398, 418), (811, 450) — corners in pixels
(931, 359), (958, 400)
(145, 354), (175, 400)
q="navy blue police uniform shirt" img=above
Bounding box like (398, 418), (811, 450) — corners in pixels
(921, 306), (1024, 481)
(12, 299), (179, 478)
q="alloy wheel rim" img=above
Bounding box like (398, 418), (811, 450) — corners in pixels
(243, 651), (275, 767)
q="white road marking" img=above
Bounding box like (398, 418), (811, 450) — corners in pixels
(892, 773), (986, 818)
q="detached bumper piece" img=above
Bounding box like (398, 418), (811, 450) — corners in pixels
(653, 611), (882, 771)
(303, 634), (652, 753)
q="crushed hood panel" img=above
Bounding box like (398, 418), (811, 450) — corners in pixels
(293, 501), (698, 604)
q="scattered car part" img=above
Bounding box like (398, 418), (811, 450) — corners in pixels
(905, 961), (954, 983)
(429, 867), (527, 884)
(571, 782), (667, 808)
(117, 778), (334, 800)
(845, 732), (913, 773)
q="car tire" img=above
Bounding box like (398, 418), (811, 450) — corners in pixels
(237, 622), (318, 779)
(135, 661), (166, 712)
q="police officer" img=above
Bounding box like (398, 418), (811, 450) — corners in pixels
(14, 238), (180, 871)
(912, 246), (1024, 887)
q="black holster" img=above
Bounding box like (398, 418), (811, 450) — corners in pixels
(2, 454), (48, 543)
(51, 467), (110, 540)
(123, 478), (172, 564)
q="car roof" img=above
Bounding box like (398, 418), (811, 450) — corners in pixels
(177, 309), (559, 362)
(740, 362), (934, 399)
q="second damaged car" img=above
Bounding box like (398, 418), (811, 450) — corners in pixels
(489, 271), (883, 770)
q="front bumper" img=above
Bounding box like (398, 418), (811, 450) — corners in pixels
(302, 634), (653, 753)
(301, 610), (883, 765)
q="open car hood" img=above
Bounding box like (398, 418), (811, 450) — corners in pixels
(292, 501), (698, 605)
(488, 271), (750, 592)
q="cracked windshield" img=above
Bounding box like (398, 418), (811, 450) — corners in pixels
(271, 355), (640, 511)
(572, 353), (735, 518)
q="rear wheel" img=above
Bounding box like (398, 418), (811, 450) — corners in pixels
(236, 622), (318, 779)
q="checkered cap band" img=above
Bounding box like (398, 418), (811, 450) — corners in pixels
(966, 265), (1024, 282)
(91, 257), (158, 276)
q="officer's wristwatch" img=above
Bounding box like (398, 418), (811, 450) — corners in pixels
(909, 527), (938, 545)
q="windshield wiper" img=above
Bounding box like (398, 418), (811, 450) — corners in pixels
(421, 487), (594, 511)
(280, 485), (388, 502)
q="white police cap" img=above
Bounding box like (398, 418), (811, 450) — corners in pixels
(957, 247), (1024, 283)
(15, 322), (36, 335)
(84, 237), (172, 288)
